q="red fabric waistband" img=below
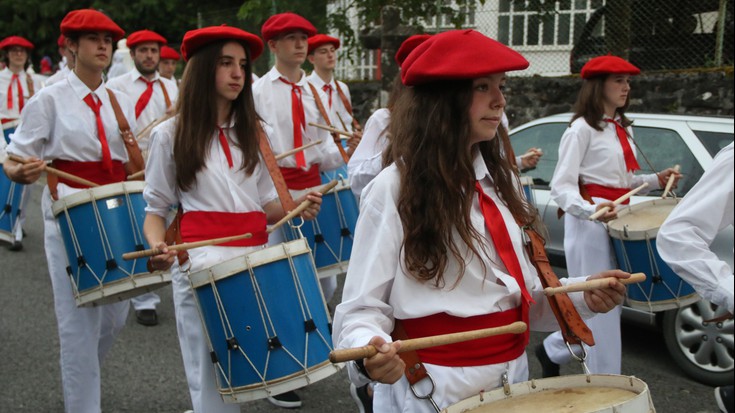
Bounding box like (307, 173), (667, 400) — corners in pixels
(52, 160), (126, 188)
(399, 307), (526, 367)
(180, 211), (268, 247)
(279, 164), (321, 190)
(584, 184), (631, 204)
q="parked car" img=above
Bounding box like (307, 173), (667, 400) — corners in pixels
(509, 113), (734, 386)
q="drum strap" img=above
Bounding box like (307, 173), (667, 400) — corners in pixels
(522, 226), (594, 346)
(25, 75), (34, 99)
(257, 126), (298, 212)
(158, 79), (172, 109)
(557, 179), (594, 219)
(391, 319), (429, 385)
(333, 81), (362, 132)
(166, 207), (188, 266)
(307, 82), (350, 163)
(106, 89), (145, 176)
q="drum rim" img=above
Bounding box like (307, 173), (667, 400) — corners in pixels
(607, 198), (681, 240)
(51, 181), (146, 216)
(519, 175), (534, 185)
(188, 238), (312, 288)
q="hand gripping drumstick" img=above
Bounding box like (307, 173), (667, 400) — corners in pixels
(543, 272), (646, 296)
(308, 122), (351, 140)
(8, 154), (100, 188)
(661, 164), (680, 199)
(122, 180), (340, 261)
(328, 321), (527, 363)
(588, 182), (649, 221)
(274, 140), (323, 161)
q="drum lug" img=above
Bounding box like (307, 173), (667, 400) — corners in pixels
(304, 319), (317, 332)
(268, 336), (283, 350)
(226, 337), (240, 350)
(502, 371), (511, 396)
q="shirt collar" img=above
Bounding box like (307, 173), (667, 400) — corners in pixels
(472, 145), (492, 182)
(68, 70), (109, 104)
(130, 67), (160, 82)
(267, 66), (307, 86)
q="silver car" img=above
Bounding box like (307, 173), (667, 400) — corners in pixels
(509, 113), (734, 386)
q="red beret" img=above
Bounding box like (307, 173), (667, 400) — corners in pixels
(580, 55), (641, 79)
(181, 25), (264, 62)
(160, 45), (181, 61)
(395, 34), (431, 65)
(60, 9), (125, 42)
(0, 36), (34, 50)
(261, 13), (317, 42)
(57, 35), (66, 48)
(308, 34), (340, 54)
(401, 30), (529, 86)
(126, 30), (167, 48)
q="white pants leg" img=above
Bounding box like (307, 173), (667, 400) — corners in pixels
(12, 184), (31, 242)
(542, 210), (622, 374)
(130, 291), (161, 311)
(319, 275), (338, 303)
(42, 188), (130, 413)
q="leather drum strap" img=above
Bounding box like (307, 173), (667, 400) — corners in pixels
(106, 89), (145, 175)
(158, 79), (172, 109)
(333, 81), (361, 132)
(391, 319), (429, 385)
(257, 126), (297, 212)
(307, 82), (349, 163)
(26, 75), (35, 99)
(165, 206), (188, 266)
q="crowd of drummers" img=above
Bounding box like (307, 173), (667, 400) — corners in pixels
(1, 6), (732, 413)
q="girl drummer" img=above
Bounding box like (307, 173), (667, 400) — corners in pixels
(142, 26), (322, 412)
(332, 30), (630, 412)
(537, 55), (681, 376)
(3, 10), (139, 412)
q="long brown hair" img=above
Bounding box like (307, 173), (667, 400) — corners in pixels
(571, 75), (632, 130)
(389, 80), (536, 287)
(173, 40), (261, 191)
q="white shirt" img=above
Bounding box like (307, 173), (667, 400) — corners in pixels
(6, 70), (135, 163)
(333, 150), (594, 408)
(143, 117), (278, 218)
(347, 108), (390, 201)
(252, 66), (344, 171)
(45, 65), (71, 87)
(550, 116), (660, 219)
(305, 72), (358, 133)
(106, 68), (178, 135)
(658, 143), (734, 314)
(0, 68), (46, 120)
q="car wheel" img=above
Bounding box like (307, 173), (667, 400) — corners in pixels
(662, 299), (734, 386)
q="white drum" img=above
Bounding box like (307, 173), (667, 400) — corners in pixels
(443, 374), (655, 413)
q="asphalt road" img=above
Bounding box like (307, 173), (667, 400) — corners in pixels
(0, 183), (723, 412)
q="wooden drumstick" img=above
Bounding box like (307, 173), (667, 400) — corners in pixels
(661, 164), (680, 199)
(274, 140), (323, 161)
(543, 272), (646, 296)
(308, 122), (351, 140)
(127, 170), (145, 180)
(588, 182), (649, 221)
(329, 321), (527, 363)
(335, 112), (349, 132)
(520, 148), (543, 159)
(8, 154), (100, 188)
(122, 180), (340, 260)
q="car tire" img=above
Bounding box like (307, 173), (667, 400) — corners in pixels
(662, 299), (734, 386)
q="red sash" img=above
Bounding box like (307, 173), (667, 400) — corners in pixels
(399, 307), (525, 367)
(583, 183), (631, 204)
(279, 164), (321, 190)
(52, 160), (126, 188)
(180, 211), (268, 247)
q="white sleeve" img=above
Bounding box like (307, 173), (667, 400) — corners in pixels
(143, 122), (179, 217)
(550, 127), (597, 219)
(348, 109), (390, 202)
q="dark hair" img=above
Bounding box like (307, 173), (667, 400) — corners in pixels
(571, 74), (632, 130)
(388, 80), (536, 287)
(173, 39), (261, 191)
(1, 46), (31, 70)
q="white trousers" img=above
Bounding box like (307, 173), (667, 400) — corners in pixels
(130, 291), (160, 311)
(542, 209), (622, 374)
(42, 186), (130, 413)
(12, 184), (31, 242)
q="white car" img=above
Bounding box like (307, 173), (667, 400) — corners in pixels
(509, 113), (734, 386)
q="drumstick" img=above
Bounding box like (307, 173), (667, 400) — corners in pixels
(661, 164), (680, 199)
(329, 321), (527, 363)
(122, 180), (340, 261)
(274, 140), (323, 161)
(127, 170), (145, 180)
(8, 154), (100, 188)
(588, 182), (649, 221)
(543, 272), (646, 296)
(308, 122), (351, 140)
(335, 112), (349, 132)
(519, 148), (543, 159)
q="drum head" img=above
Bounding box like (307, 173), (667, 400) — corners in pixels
(607, 198), (680, 241)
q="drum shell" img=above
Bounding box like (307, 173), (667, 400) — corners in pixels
(519, 176), (535, 205)
(1, 124), (24, 244)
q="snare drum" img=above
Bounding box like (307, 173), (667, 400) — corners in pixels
(519, 176), (535, 204)
(188, 238), (341, 403)
(1, 122), (23, 245)
(607, 198), (699, 312)
(52, 181), (171, 307)
(443, 374), (655, 413)
(283, 174), (358, 278)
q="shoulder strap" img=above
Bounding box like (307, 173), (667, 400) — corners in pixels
(307, 81), (349, 163)
(257, 125), (298, 212)
(25, 74), (35, 98)
(391, 319), (430, 385)
(106, 88), (145, 174)
(333, 81), (361, 131)
(157, 79), (172, 108)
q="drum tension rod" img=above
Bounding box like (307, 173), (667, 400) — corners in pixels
(134, 244), (145, 251)
(65, 266), (73, 276)
(77, 256), (86, 267)
(210, 351), (219, 364)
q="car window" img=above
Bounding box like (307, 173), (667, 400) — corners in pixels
(692, 130), (735, 157)
(631, 126), (703, 196)
(510, 122), (568, 188)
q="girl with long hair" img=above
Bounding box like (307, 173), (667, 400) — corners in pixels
(332, 30), (629, 412)
(142, 26), (322, 412)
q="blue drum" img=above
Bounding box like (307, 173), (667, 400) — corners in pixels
(283, 174), (358, 278)
(607, 198), (699, 312)
(51, 181), (171, 307)
(1, 122), (24, 245)
(519, 175), (535, 205)
(188, 238), (340, 402)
